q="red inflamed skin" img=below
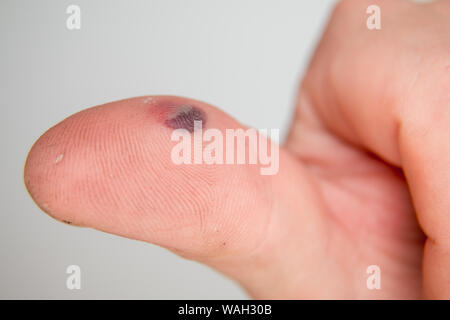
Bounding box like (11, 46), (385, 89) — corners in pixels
(24, 0), (450, 299)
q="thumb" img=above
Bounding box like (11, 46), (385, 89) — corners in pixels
(24, 96), (328, 298)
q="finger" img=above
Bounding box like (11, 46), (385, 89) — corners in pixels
(288, 0), (450, 298)
(401, 90), (450, 299)
(24, 95), (329, 298)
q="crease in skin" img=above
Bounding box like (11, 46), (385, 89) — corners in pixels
(164, 105), (206, 133)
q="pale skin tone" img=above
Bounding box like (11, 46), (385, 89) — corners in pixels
(24, 0), (449, 299)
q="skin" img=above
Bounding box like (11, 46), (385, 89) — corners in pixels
(24, 0), (449, 299)
(164, 105), (207, 133)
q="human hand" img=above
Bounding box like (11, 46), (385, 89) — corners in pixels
(24, 0), (450, 299)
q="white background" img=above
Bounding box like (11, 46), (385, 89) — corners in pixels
(0, 0), (335, 298)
